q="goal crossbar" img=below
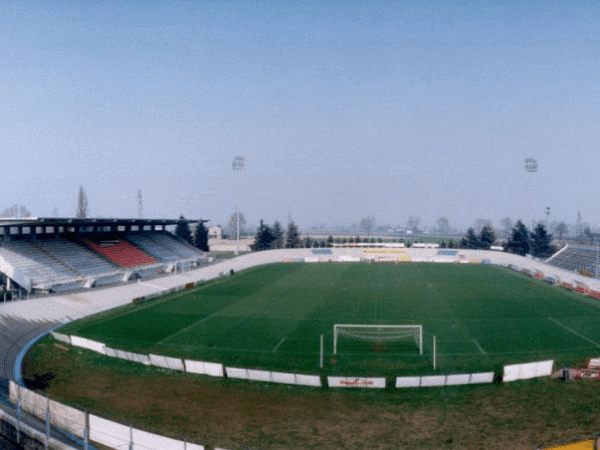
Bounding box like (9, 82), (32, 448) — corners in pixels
(333, 324), (423, 355)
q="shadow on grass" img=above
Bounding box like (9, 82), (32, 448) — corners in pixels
(24, 372), (54, 390)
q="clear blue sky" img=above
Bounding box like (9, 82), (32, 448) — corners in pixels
(2, 1), (600, 232)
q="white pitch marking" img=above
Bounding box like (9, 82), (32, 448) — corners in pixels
(158, 312), (219, 344)
(547, 317), (600, 347)
(273, 337), (287, 353)
(472, 339), (486, 354)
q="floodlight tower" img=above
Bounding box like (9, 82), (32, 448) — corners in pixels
(232, 155), (245, 256)
(524, 157), (538, 232)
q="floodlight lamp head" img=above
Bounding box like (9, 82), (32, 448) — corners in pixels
(232, 155), (245, 171)
(524, 157), (538, 172)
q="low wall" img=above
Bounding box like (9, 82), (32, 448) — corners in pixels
(58, 332), (559, 391)
(226, 367), (321, 387)
(503, 360), (554, 382)
(9, 382), (205, 450)
(396, 372), (494, 388)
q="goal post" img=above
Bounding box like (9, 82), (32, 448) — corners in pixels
(333, 324), (423, 355)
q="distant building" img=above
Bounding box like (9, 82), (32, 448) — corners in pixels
(208, 226), (223, 239)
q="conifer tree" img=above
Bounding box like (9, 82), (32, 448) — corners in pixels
(530, 223), (554, 258)
(506, 220), (530, 256)
(479, 224), (497, 249)
(193, 220), (209, 251)
(461, 227), (479, 249)
(285, 222), (301, 248)
(303, 236), (313, 248)
(252, 220), (275, 251)
(271, 221), (285, 249)
(175, 215), (193, 244)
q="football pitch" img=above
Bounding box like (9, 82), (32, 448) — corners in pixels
(61, 262), (600, 376)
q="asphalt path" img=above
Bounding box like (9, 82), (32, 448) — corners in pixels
(0, 315), (80, 449)
(1, 317), (60, 390)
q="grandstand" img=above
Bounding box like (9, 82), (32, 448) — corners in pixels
(0, 217), (207, 296)
(546, 244), (600, 276)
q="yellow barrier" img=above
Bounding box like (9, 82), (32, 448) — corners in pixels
(362, 248), (407, 254)
(543, 438), (597, 449)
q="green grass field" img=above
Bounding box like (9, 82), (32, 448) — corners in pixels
(60, 262), (600, 376)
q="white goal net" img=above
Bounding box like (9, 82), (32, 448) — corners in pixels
(333, 324), (423, 355)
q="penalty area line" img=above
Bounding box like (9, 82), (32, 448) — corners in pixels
(272, 337), (287, 353)
(472, 339), (486, 354)
(157, 312), (220, 345)
(547, 317), (600, 348)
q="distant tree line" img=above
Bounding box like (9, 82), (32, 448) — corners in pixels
(249, 221), (407, 250)
(504, 221), (554, 258)
(172, 213), (558, 259)
(252, 220), (303, 251)
(458, 220), (555, 258)
(437, 239), (459, 249)
(460, 224), (497, 250)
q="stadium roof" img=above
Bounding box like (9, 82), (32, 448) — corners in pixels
(0, 217), (204, 228)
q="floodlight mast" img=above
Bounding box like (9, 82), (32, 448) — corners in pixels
(524, 158), (538, 232)
(232, 155), (245, 256)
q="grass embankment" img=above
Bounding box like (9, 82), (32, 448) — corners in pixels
(23, 339), (600, 450)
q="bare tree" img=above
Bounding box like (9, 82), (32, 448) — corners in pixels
(76, 186), (89, 218)
(227, 212), (246, 239)
(552, 221), (568, 240)
(360, 216), (376, 234)
(474, 218), (492, 234)
(435, 217), (451, 235)
(0, 204), (32, 218)
(500, 217), (514, 238)
(406, 216), (421, 234)
(576, 211), (583, 239)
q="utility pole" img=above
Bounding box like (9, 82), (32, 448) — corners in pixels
(137, 189), (143, 219)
